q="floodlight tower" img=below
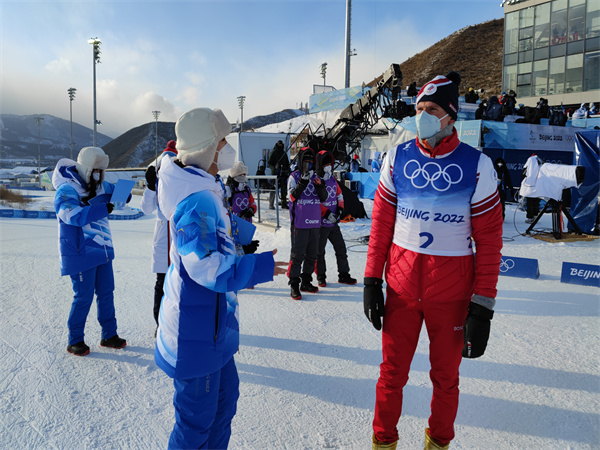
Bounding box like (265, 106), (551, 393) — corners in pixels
(320, 62), (328, 86)
(88, 38), (101, 146)
(152, 110), (161, 164)
(344, 0), (357, 88)
(68, 88), (77, 160)
(237, 96), (246, 132)
(34, 116), (44, 187)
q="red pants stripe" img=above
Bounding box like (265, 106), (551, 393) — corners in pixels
(373, 290), (469, 445)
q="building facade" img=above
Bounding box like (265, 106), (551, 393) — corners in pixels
(502, 0), (600, 107)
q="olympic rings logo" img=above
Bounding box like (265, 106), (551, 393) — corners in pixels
(304, 182), (316, 196)
(403, 159), (463, 192)
(500, 258), (515, 272)
(235, 197), (249, 209)
(326, 185), (337, 198)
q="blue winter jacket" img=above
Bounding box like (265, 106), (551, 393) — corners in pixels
(52, 158), (116, 276)
(155, 157), (275, 379)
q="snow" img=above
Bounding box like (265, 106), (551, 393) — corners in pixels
(0, 190), (598, 449)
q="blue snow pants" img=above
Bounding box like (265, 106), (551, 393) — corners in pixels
(68, 260), (117, 345)
(168, 357), (240, 450)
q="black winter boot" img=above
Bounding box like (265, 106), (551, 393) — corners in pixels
(289, 278), (302, 300)
(338, 272), (357, 285)
(317, 275), (327, 287)
(100, 335), (127, 349)
(300, 273), (319, 293)
(67, 341), (90, 356)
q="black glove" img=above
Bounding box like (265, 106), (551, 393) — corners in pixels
(363, 277), (385, 330)
(291, 177), (309, 200)
(106, 203), (114, 214)
(145, 166), (157, 191)
(241, 208), (255, 218)
(314, 179), (328, 202)
(462, 302), (494, 358)
(242, 240), (259, 254)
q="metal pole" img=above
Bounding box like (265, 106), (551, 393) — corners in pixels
(68, 88), (76, 160)
(344, 0), (351, 88)
(89, 38), (101, 147)
(34, 117), (43, 188)
(152, 110), (161, 164)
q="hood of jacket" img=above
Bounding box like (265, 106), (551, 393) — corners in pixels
(158, 156), (225, 220)
(52, 158), (88, 196)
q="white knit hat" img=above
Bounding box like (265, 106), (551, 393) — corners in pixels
(229, 161), (248, 179)
(76, 146), (109, 184)
(175, 108), (232, 171)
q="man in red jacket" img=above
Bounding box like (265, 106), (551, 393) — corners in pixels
(364, 72), (503, 450)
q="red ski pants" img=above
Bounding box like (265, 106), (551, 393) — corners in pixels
(373, 290), (470, 445)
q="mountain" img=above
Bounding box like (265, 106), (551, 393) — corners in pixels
(233, 109), (307, 132)
(368, 19), (504, 98)
(0, 114), (112, 167)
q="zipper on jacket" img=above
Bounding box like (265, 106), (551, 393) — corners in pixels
(214, 293), (220, 342)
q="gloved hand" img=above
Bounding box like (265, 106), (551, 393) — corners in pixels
(301, 170), (311, 181)
(364, 277), (385, 330)
(106, 203), (114, 214)
(462, 301), (494, 358)
(314, 177), (328, 202)
(323, 209), (338, 224)
(241, 208), (255, 219)
(145, 166), (157, 191)
(242, 240), (259, 254)
(291, 176), (309, 199)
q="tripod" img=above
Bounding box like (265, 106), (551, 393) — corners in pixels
(525, 198), (582, 239)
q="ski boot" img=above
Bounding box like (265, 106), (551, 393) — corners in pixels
(338, 272), (357, 285)
(100, 335), (127, 349)
(317, 275), (327, 288)
(290, 278), (302, 300)
(424, 428), (449, 449)
(300, 273), (318, 293)
(67, 341), (90, 356)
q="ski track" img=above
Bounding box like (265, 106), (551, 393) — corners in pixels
(1, 193), (599, 449)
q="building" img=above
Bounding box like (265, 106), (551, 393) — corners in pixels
(502, 0), (600, 107)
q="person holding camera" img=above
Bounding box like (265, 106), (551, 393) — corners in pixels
(364, 72), (503, 449)
(52, 146), (129, 356)
(287, 147), (328, 299)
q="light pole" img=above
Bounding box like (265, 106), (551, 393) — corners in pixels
(237, 96), (246, 133)
(88, 38), (101, 146)
(68, 87), (76, 160)
(152, 110), (161, 164)
(34, 116), (44, 188)
(320, 62), (327, 86)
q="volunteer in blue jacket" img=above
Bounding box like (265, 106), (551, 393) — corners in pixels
(52, 146), (128, 356)
(155, 107), (287, 450)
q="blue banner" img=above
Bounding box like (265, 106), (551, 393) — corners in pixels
(560, 262), (600, 287)
(569, 131), (599, 233)
(309, 86), (370, 114)
(499, 255), (540, 279)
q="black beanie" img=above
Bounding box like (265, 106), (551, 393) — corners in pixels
(416, 71), (461, 120)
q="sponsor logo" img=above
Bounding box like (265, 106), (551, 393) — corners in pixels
(403, 159), (463, 192)
(454, 326), (464, 331)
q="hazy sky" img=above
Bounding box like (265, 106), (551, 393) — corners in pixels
(1, 0), (503, 138)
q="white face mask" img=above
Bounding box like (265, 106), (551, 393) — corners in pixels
(92, 172), (101, 182)
(215, 143), (236, 171)
(415, 111), (448, 140)
(238, 182), (246, 190)
(324, 165), (332, 174)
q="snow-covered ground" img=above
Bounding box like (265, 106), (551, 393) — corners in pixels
(0, 189), (598, 449)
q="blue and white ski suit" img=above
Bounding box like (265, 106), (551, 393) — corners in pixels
(52, 158), (119, 345)
(155, 156), (275, 449)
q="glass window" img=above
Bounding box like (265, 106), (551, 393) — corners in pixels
(549, 56), (566, 95)
(587, 0), (600, 38)
(520, 6), (534, 28)
(505, 11), (519, 54)
(565, 53), (584, 92)
(586, 36), (600, 51)
(519, 37), (533, 51)
(534, 3), (551, 48)
(569, 4), (586, 41)
(518, 61), (532, 74)
(535, 47), (550, 60)
(505, 53), (518, 65)
(533, 59), (549, 96)
(551, 43), (566, 56)
(568, 39), (585, 53)
(519, 50), (533, 62)
(503, 64), (517, 93)
(583, 51), (600, 90)
(551, 5), (568, 45)
(553, 0), (568, 11)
